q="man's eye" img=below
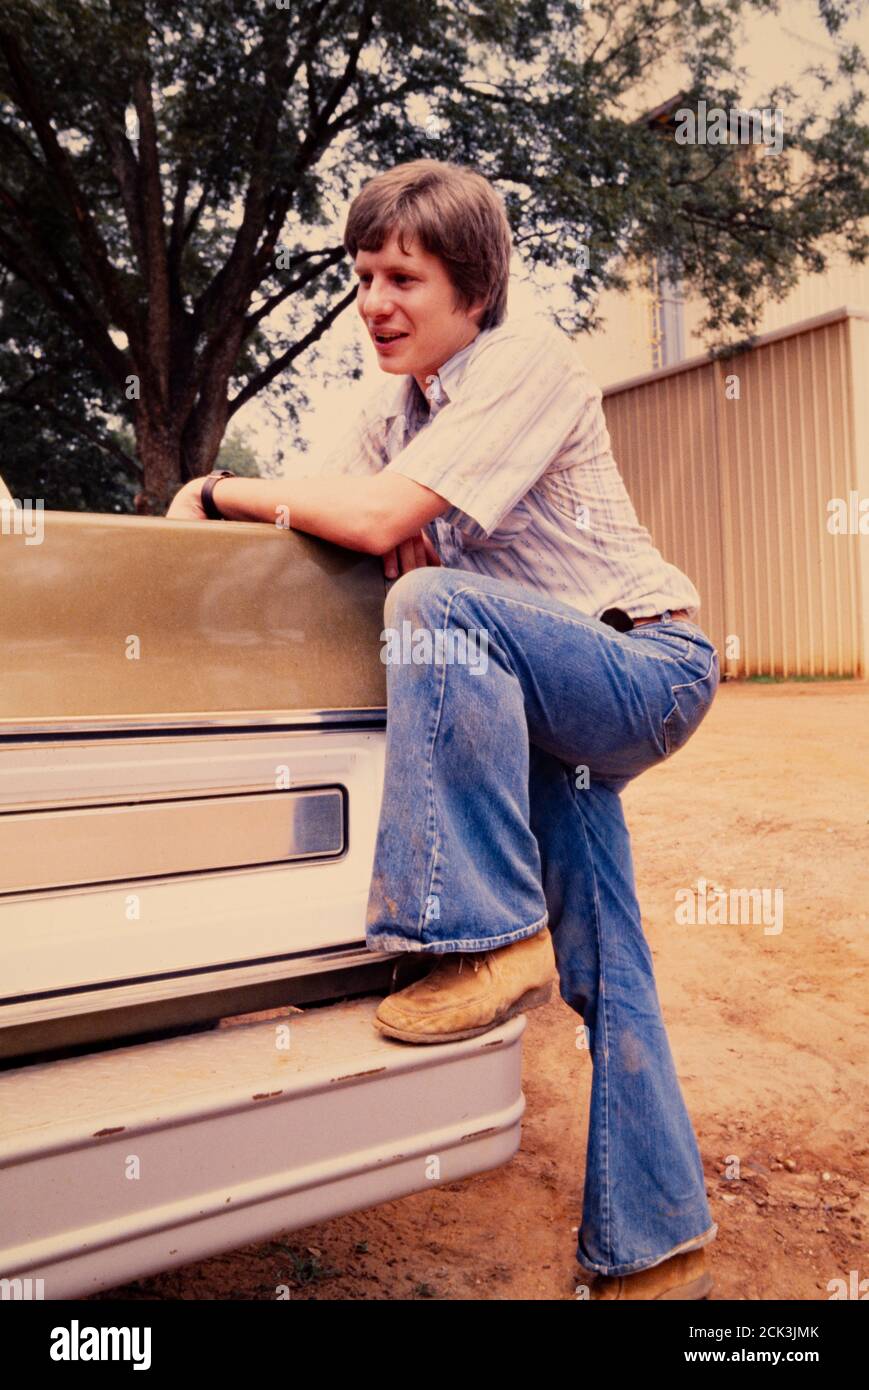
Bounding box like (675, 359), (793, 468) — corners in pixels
(355, 272), (414, 286)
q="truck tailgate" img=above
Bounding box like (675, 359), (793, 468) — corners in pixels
(0, 997), (525, 1299)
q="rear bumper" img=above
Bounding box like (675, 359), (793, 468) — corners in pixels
(0, 996), (525, 1299)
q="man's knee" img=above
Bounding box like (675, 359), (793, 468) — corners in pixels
(383, 565), (460, 626)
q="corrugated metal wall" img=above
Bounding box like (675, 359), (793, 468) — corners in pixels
(603, 308), (869, 678)
(852, 316), (869, 678)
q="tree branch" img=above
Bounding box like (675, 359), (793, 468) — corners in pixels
(243, 1), (376, 294)
(98, 106), (149, 284)
(0, 215), (129, 388)
(193, 6), (295, 331)
(131, 69), (172, 408)
(229, 283), (358, 416)
(244, 246), (345, 329)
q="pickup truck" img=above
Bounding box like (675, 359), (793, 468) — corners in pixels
(0, 495), (526, 1300)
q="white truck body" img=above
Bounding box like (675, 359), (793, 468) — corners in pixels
(0, 511), (526, 1299)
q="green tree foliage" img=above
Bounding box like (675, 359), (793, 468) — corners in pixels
(0, 275), (264, 506)
(215, 428), (265, 478)
(0, 0), (866, 511)
(0, 271), (142, 509)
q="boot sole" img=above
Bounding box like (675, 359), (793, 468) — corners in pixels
(374, 980), (553, 1044)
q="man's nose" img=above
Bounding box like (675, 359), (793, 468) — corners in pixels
(364, 276), (395, 319)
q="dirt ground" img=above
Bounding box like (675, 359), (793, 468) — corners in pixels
(96, 681), (868, 1301)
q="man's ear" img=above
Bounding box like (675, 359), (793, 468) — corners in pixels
(469, 297), (488, 325)
(452, 290), (487, 326)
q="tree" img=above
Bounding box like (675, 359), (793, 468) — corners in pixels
(214, 427), (266, 477)
(0, 269), (143, 509)
(0, 0), (866, 512)
(0, 271), (265, 507)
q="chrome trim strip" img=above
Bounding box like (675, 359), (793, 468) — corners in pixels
(0, 945), (394, 1024)
(0, 787), (346, 897)
(0, 708), (388, 741)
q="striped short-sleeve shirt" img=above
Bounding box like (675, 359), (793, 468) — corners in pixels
(320, 311), (702, 622)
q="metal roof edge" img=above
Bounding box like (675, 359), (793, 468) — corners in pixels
(601, 304), (869, 397)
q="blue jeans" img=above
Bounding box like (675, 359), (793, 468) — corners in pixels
(365, 566), (720, 1276)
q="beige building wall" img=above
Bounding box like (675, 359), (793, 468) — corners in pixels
(575, 9), (869, 390)
(581, 250), (869, 389)
(602, 308), (869, 679)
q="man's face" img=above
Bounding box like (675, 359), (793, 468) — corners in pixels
(354, 230), (485, 397)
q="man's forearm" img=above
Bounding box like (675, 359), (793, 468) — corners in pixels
(207, 475), (387, 553)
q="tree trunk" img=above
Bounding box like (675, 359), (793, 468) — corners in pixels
(134, 409), (183, 514)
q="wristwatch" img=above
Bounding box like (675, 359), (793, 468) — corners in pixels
(201, 469), (235, 520)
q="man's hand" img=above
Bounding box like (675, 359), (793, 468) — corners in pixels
(165, 479), (207, 520)
(382, 528), (442, 578)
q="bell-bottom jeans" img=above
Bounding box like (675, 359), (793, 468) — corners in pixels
(365, 565), (720, 1277)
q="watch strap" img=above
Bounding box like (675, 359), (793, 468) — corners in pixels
(201, 469), (235, 520)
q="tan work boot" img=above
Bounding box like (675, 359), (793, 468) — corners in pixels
(374, 926), (556, 1043)
(584, 1248), (713, 1300)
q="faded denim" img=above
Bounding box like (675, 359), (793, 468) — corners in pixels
(365, 566), (719, 1276)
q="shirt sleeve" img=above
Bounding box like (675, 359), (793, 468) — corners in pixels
(380, 323), (592, 538)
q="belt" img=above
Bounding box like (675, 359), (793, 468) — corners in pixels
(600, 607), (691, 632)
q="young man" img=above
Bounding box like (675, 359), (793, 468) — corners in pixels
(168, 159), (720, 1300)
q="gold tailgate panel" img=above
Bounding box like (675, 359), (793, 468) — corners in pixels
(0, 510), (389, 729)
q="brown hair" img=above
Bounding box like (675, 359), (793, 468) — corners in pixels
(343, 159), (513, 331)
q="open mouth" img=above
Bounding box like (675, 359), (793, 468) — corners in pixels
(372, 330), (408, 345)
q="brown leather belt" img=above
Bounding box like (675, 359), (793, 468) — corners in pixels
(632, 608), (691, 627)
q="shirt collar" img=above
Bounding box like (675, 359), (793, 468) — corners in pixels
(379, 326), (494, 422)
